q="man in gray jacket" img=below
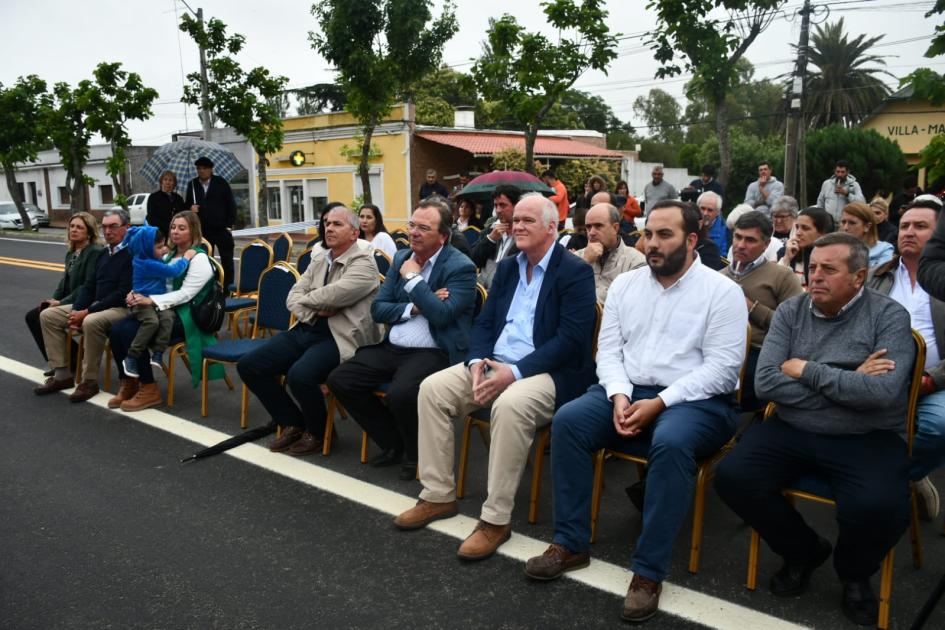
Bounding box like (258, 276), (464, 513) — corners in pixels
(744, 161), (784, 216)
(575, 203), (645, 303)
(816, 159), (865, 222)
(715, 232), (914, 626)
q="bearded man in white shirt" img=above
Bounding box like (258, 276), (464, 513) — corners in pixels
(523, 200), (748, 623)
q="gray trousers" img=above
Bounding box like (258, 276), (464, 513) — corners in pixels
(128, 305), (176, 357)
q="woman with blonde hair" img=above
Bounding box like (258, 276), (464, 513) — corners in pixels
(840, 202), (894, 267)
(25, 212), (104, 369)
(869, 197), (898, 247)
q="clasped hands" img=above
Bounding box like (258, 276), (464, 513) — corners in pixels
(611, 394), (665, 437)
(469, 359), (515, 406)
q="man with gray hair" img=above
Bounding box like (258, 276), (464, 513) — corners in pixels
(643, 165), (677, 215)
(716, 232), (915, 626)
(576, 203), (646, 303)
(36, 209), (133, 402)
(238, 206), (382, 456)
(770, 195), (800, 250)
(698, 190), (728, 253)
(394, 192), (597, 562)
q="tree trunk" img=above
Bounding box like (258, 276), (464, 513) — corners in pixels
(3, 162), (33, 231)
(109, 140), (127, 209)
(256, 149), (269, 228)
(523, 123), (537, 175)
(714, 96), (731, 190)
(359, 120), (376, 204)
(69, 145), (87, 213)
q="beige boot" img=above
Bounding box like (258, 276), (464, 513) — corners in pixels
(120, 382), (162, 412)
(108, 378), (140, 409)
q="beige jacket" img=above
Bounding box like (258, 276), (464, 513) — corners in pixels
(285, 242), (382, 362)
(575, 238), (646, 304)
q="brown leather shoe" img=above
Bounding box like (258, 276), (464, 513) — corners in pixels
(621, 574), (662, 622)
(107, 378), (140, 409)
(269, 426), (304, 452)
(456, 520), (512, 560)
(524, 543), (590, 580)
(120, 382), (162, 412)
(393, 499), (458, 530)
(69, 380), (99, 403)
(288, 431), (323, 456)
(34, 376), (74, 396)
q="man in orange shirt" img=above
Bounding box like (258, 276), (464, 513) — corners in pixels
(543, 170), (570, 230)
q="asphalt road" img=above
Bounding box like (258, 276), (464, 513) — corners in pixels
(2, 232), (945, 629)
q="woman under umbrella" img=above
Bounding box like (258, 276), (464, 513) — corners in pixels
(146, 170), (186, 239)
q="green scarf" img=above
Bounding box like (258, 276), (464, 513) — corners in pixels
(169, 245), (225, 387)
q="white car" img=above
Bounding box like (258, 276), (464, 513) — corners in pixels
(0, 201), (47, 229)
(0, 208), (23, 230)
(111, 193), (150, 225)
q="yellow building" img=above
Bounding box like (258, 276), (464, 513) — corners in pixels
(263, 105), (413, 229)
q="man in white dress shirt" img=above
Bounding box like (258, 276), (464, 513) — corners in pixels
(523, 199), (748, 623)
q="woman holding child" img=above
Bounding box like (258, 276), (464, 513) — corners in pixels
(109, 210), (222, 411)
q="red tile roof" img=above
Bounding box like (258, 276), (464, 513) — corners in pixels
(416, 131), (623, 159)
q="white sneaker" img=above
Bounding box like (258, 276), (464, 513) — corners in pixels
(915, 476), (940, 521)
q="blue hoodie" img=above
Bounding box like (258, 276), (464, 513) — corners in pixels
(123, 225), (189, 296)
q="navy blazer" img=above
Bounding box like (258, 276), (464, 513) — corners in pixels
(371, 244), (478, 364)
(467, 242), (597, 409)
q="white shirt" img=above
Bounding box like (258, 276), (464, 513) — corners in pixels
(151, 252), (214, 311)
(370, 232), (397, 258)
(388, 246), (444, 349)
(890, 259), (941, 370)
(597, 256), (748, 407)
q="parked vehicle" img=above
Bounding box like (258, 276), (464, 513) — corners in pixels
(111, 193), (150, 225)
(0, 201), (47, 229)
(0, 207), (23, 230)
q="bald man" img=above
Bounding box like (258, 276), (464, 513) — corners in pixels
(576, 203), (645, 303)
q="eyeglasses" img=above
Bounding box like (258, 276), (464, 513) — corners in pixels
(772, 214), (793, 220)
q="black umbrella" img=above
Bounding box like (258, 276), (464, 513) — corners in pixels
(180, 421), (277, 463)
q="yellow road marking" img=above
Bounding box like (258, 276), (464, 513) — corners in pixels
(0, 255), (65, 272)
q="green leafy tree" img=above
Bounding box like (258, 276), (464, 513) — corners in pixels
(291, 83), (347, 115)
(490, 147), (526, 171)
(310, 0), (458, 203)
(181, 15), (288, 227)
(901, 2), (945, 181)
(46, 82), (94, 213)
(804, 19), (891, 128)
(0, 75), (50, 230)
(558, 89), (628, 135)
(409, 65), (478, 108)
(633, 88), (685, 146)
(471, 0), (618, 174)
(85, 62), (159, 206)
(555, 158), (620, 198)
(804, 124), (907, 203)
(414, 95), (455, 126)
(648, 0), (782, 186)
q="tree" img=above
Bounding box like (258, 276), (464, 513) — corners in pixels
(310, 0), (458, 203)
(290, 83), (347, 115)
(85, 62), (158, 205)
(902, 1), (945, 182)
(804, 19), (891, 128)
(46, 81), (94, 213)
(0, 75), (50, 230)
(633, 88), (685, 146)
(648, 0), (782, 186)
(471, 1), (618, 174)
(181, 15), (289, 227)
(804, 124), (906, 203)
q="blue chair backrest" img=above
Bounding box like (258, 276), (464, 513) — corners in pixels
(272, 233), (292, 263)
(306, 236), (322, 250)
(237, 240), (274, 294)
(254, 262), (298, 333)
(395, 237), (410, 251)
(373, 249), (391, 275)
(297, 248), (314, 275)
(390, 230), (408, 242)
(463, 226), (481, 246)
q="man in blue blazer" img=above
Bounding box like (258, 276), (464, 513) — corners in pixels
(394, 193), (597, 561)
(327, 198), (477, 480)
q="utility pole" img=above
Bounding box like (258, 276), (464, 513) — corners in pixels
(783, 0), (812, 202)
(180, 2), (213, 140)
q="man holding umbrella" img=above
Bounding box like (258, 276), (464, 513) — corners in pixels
(188, 156), (237, 288)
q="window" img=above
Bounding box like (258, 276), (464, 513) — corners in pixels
(100, 185), (114, 205)
(288, 184), (304, 223)
(58, 186), (71, 205)
(267, 186), (282, 220)
(16, 182), (25, 201)
(27, 182), (37, 205)
(353, 173), (383, 210)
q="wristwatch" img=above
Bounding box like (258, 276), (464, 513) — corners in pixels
(404, 271), (421, 282)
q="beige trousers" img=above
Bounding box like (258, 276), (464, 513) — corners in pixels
(417, 362), (556, 525)
(40, 304), (128, 381)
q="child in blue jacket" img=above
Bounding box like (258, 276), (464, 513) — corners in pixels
(121, 225), (196, 377)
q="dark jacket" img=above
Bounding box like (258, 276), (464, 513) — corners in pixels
(419, 181), (449, 200)
(54, 244), (104, 305)
(869, 256), (945, 390)
(919, 206), (945, 301)
(467, 243), (597, 409)
(697, 237), (725, 271)
(146, 190), (186, 238)
(371, 244), (478, 364)
(72, 245), (133, 313)
(470, 215), (519, 268)
(688, 177), (726, 206)
(185, 175), (236, 233)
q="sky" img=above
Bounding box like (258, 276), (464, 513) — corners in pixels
(1, 0), (941, 146)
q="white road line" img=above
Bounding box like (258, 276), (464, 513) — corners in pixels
(1, 354), (802, 630)
(0, 236), (65, 245)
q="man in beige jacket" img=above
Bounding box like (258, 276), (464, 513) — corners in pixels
(575, 203), (645, 303)
(237, 206), (382, 455)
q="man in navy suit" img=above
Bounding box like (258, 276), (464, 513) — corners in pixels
(393, 193), (597, 561)
(327, 198), (478, 480)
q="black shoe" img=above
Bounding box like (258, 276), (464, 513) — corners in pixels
(769, 536), (832, 597)
(399, 461), (417, 481)
(368, 448), (403, 468)
(43, 368), (54, 377)
(841, 580), (878, 626)
(625, 479), (646, 512)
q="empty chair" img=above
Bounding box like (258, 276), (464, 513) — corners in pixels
(272, 232), (293, 263)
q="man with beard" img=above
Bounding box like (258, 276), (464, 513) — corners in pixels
(523, 200), (747, 623)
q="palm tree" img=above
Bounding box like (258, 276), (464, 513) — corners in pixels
(802, 18), (892, 128)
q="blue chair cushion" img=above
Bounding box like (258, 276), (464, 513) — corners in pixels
(202, 338), (269, 363)
(225, 297), (257, 312)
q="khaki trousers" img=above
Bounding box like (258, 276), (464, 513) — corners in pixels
(40, 304), (128, 381)
(417, 362), (556, 525)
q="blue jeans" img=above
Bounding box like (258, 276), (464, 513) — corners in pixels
(551, 384), (737, 583)
(912, 389), (945, 480)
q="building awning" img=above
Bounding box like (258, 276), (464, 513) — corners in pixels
(416, 131), (624, 159)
